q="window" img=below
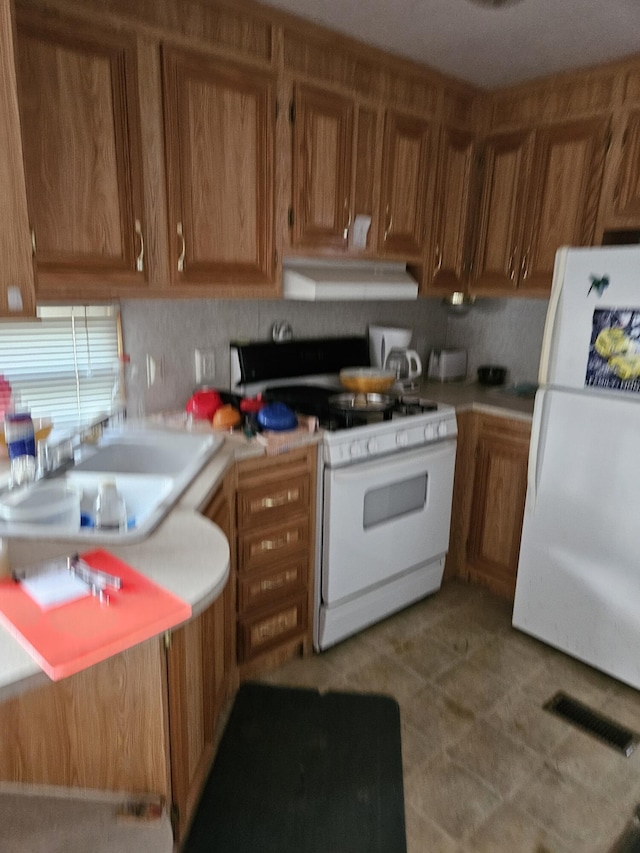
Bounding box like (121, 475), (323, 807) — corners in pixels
(0, 305), (121, 430)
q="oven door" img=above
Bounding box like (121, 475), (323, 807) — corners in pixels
(321, 439), (456, 605)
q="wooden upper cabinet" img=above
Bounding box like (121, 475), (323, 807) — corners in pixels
(0, 0), (35, 317)
(15, 9), (146, 292)
(291, 84), (353, 251)
(427, 126), (475, 292)
(378, 110), (432, 258)
(522, 118), (609, 291)
(472, 118), (608, 294)
(162, 46), (275, 287)
(609, 110), (640, 220)
(471, 130), (534, 293)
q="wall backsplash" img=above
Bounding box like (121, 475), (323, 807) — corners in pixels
(120, 295), (548, 413)
(120, 298), (448, 413)
(445, 297), (548, 386)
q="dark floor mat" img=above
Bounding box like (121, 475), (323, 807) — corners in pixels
(183, 682), (407, 853)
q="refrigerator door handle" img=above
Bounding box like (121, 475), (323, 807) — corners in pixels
(526, 388), (547, 512)
(537, 248), (568, 384)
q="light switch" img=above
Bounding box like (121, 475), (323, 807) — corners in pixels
(195, 348), (216, 384)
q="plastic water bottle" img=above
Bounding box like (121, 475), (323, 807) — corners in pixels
(94, 480), (128, 532)
(4, 408), (36, 487)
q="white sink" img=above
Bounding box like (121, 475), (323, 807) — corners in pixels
(74, 427), (223, 477)
(0, 426), (225, 543)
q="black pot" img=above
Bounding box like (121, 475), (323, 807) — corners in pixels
(477, 365), (507, 386)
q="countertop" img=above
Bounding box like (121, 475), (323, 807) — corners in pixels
(0, 437), (261, 702)
(0, 386), (530, 700)
(416, 379), (535, 422)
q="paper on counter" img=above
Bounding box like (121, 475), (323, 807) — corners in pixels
(20, 565), (90, 610)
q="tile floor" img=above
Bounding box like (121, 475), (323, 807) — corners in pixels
(262, 580), (640, 853)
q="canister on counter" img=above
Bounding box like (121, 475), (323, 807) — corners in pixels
(4, 409), (36, 487)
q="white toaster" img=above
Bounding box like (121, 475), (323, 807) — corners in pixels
(427, 348), (468, 382)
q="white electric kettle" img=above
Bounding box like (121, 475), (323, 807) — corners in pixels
(368, 326), (413, 368)
(384, 347), (423, 386)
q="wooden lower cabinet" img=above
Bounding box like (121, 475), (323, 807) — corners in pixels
(0, 476), (236, 845)
(235, 445), (316, 678)
(165, 476), (236, 840)
(446, 411), (531, 600)
(0, 449), (318, 841)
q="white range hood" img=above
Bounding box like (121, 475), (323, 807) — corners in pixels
(282, 258), (419, 301)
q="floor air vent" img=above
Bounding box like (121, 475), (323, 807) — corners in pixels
(544, 692), (639, 757)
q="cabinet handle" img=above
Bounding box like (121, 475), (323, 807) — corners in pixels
(434, 244), (442, 274)
(256, 610), (295, 641)
(383, 206), (393, 241)
(30, 227), (36, 258)
(257, 489), (298, 509)
(259, 532), (293, 551)
(343, 200), (351, 241)
(260, 575), (287, 592)
(520, 250), (529, 281)
(177, 222), (186, 273)
(135, 219), (144, 272)
(507, 248), (516, 281)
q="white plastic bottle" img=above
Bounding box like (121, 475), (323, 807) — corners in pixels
(94, 480), (128, 532)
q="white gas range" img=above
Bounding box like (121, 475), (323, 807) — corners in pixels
(230, 337), (457, 650)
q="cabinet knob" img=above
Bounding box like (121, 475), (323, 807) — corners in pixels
(343, 199), (351, 241)
(434, 244), (442, 275)
(135, 219), (144, 272)
(383, 206), (393, 241)
(177, 222), (186, 273)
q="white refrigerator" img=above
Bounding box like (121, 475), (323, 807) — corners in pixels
(513, 244), (640, 690)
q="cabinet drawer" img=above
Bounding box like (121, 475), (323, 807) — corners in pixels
(237, 594), (307, 663)
(238, 559), (307, 614)
(238, 517), (309, 574)
(236, 474), (310, 531)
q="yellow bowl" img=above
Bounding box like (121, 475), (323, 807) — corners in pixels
(0, 417), (53, 456)
(339, 368), (396, 394)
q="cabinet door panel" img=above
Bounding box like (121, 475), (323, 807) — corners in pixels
(379, 111), (431, 257)
(614, 111), (640, 218)
(523, 118), (608, 291)
(163, 47), (275, 285)
(292, 85), (353, 250)
(428, 127), (475, 290)
(351, 106), (378, 251)
(0, 0), (35, 316)
(16, 11), (144, 285)
(472, 131), (533, 292)
(467, 420), (530, 599)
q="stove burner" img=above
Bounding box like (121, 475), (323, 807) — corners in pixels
(393, 397), (439, 416)
(262, 384), (440, 431)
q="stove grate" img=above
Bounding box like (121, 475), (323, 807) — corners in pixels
(544, 691), (639, 757)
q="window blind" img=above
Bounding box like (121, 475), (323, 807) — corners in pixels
(0, 305), (121, 430)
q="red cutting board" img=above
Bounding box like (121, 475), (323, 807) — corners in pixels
(0, 549), (191, 681)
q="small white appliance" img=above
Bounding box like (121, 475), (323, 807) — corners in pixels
(368, 326), (412, 368)
(427, 348), (467, 382)
(513, 245), (640, 690)
(384, 347), (423, 387)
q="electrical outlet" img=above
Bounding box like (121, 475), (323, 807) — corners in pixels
(195, 348), (216, 384)
(145, 354), (164, 388)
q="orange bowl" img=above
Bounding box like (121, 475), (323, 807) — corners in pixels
(212, 404), (241, 430)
